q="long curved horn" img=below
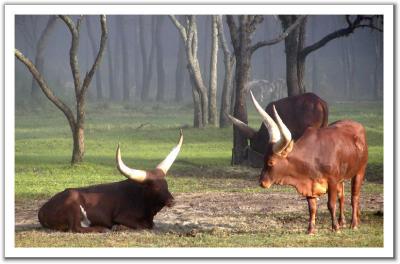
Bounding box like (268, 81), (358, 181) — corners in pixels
(116, 143), (147, 183)
(272, 105), (292, 151)
(249, 91), (281, 144)
(156, 129), (183, 175)
(226, 113), (257, 138)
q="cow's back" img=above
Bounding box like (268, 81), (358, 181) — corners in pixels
(294, 120), (368, 180)
(265, 93), (328, 140)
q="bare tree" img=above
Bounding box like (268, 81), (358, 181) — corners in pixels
(155, 16), (166, 102)
(139, 16), (155, 101)
(217, 15), (235, 128)
(208, 15), (219, 126)
(175, 29), (186, 103)
(279, 15), (382, 96)
(170, 15), (209, 128)
(226, 15), (305, 164)
(15, 15), (108, 164)
(202, 16), (210, 86)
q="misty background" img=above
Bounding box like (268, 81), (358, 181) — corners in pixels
(15, 15), (383, 108)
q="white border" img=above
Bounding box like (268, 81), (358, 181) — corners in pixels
(4, 4), (394, 259)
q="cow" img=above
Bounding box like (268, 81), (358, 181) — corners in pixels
(227, 92), (329, 165)
(38, 130), (183, 233)
(249, 91), (368, 234)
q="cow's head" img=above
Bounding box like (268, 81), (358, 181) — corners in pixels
(249, 91), (294, 189)
(226, 112), (270, 154)
(116, 129), (183, 208)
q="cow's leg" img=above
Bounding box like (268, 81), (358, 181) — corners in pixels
(113, 213), (154, 230)
(307, 197), (317, 235)
(65, 199), (109, 233)
(327, 182), (339, 232)
(337, 182), (346, 227)
(351, 167), (366, 229)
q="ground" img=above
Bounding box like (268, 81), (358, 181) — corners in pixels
(16, 190), (383, 236)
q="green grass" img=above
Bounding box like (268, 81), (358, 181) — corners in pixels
(14, 101), (384, 247)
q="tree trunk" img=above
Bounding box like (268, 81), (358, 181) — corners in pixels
(189, 61), (209, 127)
(156, 16), (166, 102)
(226, 16), (253, 164)
(280, 15), (306, 96)
(170, 15), (209, 127)
(202, 16), (210, 87)
(190, 75), (202, 128)
(31, 16), (57, 99)
(175, 36), (185, 103)
(73, 95), (86, 163)
(297, 18), (307, 93)
(86, 16), (104, 100)
(232, 51), (251, 164)
(208, 15), (219, 126)
(217, 15), (235, 128)
(219, 58), (235, 128)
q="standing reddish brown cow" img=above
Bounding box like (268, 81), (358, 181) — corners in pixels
(38, 130), (183, 233)
(250, 92), (368, 234)
(228, 92), (329, 159)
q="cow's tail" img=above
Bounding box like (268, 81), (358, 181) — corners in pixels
(320, 100), (329, 128)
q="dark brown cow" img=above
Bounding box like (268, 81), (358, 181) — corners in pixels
(228, 92), (328, 157)
(38, 130), (183, 233)
(250, 92), (368, 234)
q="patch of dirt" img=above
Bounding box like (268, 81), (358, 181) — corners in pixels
(15, 192), (383, 235)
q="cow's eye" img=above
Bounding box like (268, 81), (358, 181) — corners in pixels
(268, 159), (275, 167)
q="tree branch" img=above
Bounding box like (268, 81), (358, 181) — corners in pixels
(250, 15), (307, 54)
(300, 15), (382, 59)
(169, 15), (188, 41)
(59, 15), (82, 96)
(216, 15), (232, 58)
(226, 15), (239, 52)
(81, 15), (108, 97)
(15, 49), (76, 131)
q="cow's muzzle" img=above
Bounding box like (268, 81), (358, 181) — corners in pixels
(259, 180), (272, 189)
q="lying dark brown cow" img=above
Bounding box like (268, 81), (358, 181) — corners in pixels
(228, 93), (328, 163)
(38, 130), (183, 233)
(250, 92), (368, 234)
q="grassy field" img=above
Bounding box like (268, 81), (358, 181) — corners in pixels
(14, 100), (384, 248)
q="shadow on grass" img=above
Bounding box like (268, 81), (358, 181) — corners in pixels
(15, 224), (42, 232)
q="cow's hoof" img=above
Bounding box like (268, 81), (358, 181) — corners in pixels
(307, 228), (316, 235)
(351, 225), (359, 230)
